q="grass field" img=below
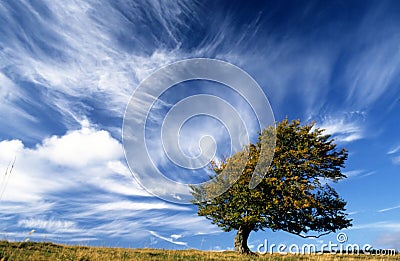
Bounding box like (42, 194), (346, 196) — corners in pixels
(0, 241), (398, 261)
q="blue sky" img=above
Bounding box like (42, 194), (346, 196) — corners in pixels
(0, 0), (400, 252)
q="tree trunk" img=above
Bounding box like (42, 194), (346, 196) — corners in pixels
(234, 226), (252, 254)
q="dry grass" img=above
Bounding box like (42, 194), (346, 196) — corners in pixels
(0, 241), (399, 261)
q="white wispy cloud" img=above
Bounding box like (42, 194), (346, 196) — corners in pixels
(387, 145), (400, 155)
(391, 156), (400, 165)
(94, 201), (190, 212)
(344, 5), (400, 108)
(387, 144), (400, 165)
(351, 221), (400, 231)
(149, 231), (188, 247)
(0, 201), (55, 216)
(317, 114), (365, 143)
(18, 218), (80, 233)
(171, 234), (182, 240)
(0, 72), (46, 141)
(342, 170), (364, 179)
(234, 41), (337, 117)
(347, 211), (359, 216)
(0, 73), (36, 122)
(339, 170), (376, 182)
(378, 205), (400, 213)
(0, 0), (189, 132)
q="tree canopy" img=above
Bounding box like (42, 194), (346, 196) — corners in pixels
(191, 119), (352, 254)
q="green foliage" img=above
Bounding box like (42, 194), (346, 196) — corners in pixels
(192, 119), (352, 253)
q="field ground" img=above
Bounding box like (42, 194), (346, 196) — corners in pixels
(0, 241), (398, 261)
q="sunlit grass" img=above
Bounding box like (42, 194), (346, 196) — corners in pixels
(0, 241), (398, 261)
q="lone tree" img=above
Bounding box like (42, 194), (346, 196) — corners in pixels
(191, 119), (352, 254)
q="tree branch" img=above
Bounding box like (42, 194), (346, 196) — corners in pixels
(294, 231), (332, 238)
